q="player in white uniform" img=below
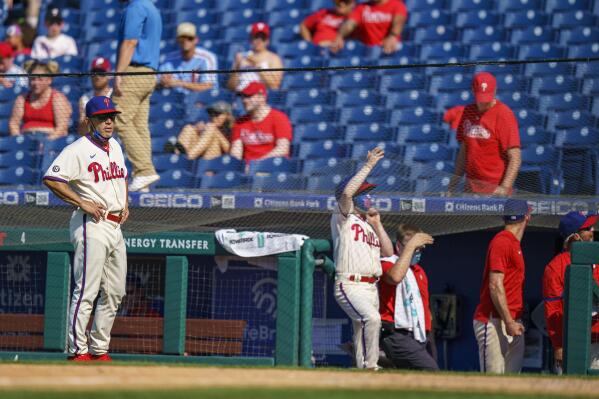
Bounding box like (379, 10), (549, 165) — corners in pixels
(43, 96), (129, 362)
(332, 147), (394, 369)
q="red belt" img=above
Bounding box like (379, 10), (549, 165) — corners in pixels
(348, 275), (378, 284)
(106, 213), (122, 223)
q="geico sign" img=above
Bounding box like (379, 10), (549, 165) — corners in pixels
(139, 193), (203, 208)
(0, 192), (19, 205)
(528, 200), (596, 215)
(327, 196), (392, 212)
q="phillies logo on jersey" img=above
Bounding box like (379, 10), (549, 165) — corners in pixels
(363, 7), (393, 23)
(104, 97), (110, 107)
(351, 224), (381, 248)
(88, 161), (125, 183)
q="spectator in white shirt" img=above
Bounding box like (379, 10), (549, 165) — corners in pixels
(78, 57), (113, 134)
(31, 5), (78, 60)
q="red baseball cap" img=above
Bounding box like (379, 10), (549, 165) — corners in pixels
(251, 22), (270, 38)
(472, 72), (496, 103)
(90, 57), (111, 72)
(241, 81), (267, 97)
(0, 42), (14, 58)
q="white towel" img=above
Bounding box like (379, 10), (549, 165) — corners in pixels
(215, 229), (308, 257)
(394, 268), (427, 343)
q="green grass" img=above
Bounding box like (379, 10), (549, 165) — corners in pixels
(0, 389), (592, 399)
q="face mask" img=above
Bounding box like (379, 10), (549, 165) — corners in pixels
(410, 251), (422, 266)
(353, 194), (374, 212)
(92, 129), (109, 144)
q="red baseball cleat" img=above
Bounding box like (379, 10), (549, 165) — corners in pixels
(91, 353), (112, 361)
(68, 353), (93, 362)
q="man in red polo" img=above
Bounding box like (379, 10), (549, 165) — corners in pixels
(379, 223), (438, 370)
(473, 199), (530, 374)
(230, 81), (292, 162)
(544, 211), (599, 373)
(448, 72), (522, 196)
(331, 0), (408, 54)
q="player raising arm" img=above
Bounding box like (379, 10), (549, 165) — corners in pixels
(43, 96), (129, 361)
(332, 147), (393, 370)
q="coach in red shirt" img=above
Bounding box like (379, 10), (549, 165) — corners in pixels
(331, 0), (408, 54)
(543, 211), (599, 372)
(300, 0), (355, 47)
(379, 223), (438, 370)
(473, 199), (530, 374)
(230, 82), (292, 162)
(448, 72), (522, 196)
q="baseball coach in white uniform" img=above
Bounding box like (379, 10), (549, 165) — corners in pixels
(43, 96), (129, 362)
(331, 147), (394, 369)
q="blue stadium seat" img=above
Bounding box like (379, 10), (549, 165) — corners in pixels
(547, 110), (595, 131)
(409, 160), (454, 179)
(154, 154), (193, 172)
(511, 26), (556, 44)
(338, 106), (388, 125)
(345, 123), (394, 142)
(575, 62), (599, 78)
(293, 123), (342, 142)
(156, 169), (194, 188)
(350, 142), (402, 160)
(419, 42), (466, 60)
(196, 155), (244, 175)
(174, 9), (218, 25)
(335, 89), (384, 108)
(277, 41), (323, 59)
(370, 175), (413, 193)
(554, 127), (599, 147)
(84, 23), (119, 42)
(151, 136), (178, 153)
(435, 91), (473, 111)
(0, 136), (40, 152)
(515, 109), (545, 128)
(520, 126), (554, 146)
(0, 166), (36, 186)
(55, 55), (83, 72)
(329, 71), (377, 91)
(469, 43), (515, 60)
(499, 91), (537, 111)
(405, 0), (447, 12)
(327, 40), (370, 59)
(221, 26), (251, 42)
(404, 143), (453, 164)
(552, 11), (596, 28)
(496, 74), (530, 94)
(187, 90), (234, 108)
(42, 135), (77, 154)
(521, 145), (560, 165)
(530, 76), (580, 95)
(302, 158), (355, 176)
(415, 176), (452, 194)
(396, 124), (446, 144)
(545, 0), (591, 13)
(248, 157), (299, 174)
(264, 0), (307, 12)
(289, 105), (336, 124)
(379, 72), (427, 93)
(150, 102), (185, 122)
(409, 10), (451, 28)
(150, 119), (183, 138)
(199, 171), (248, 189)
(582, 78), (599, 95)
(413, 26), (457, 42)
(462, 27), (506, 43)
(84, 8), (120, 27)
(497, 0), (543, 12)
(560, 27), (599, 45)
(0, 102), (13, 118)
(215, 0), (261, 11)
(0, 87), (20, 103)
(286, 88), (334, 108)
(538, 93), (590, 113)
(306, 174), (344, 192)
(568, 43), (599, 59)
(268, 9), (307, 27)
(451, 0), (493, 11)
(281, 72), (325, 89)
(286, 55), (325, 68)
(151, 89), (185, 105)
(296, 140), (347, 159)
(503, 10), (549, 29)
(220, 10), (263, 27)
(251, 173), (305, 191)
(456, 10), (501, 28)
(374, 43), (419, 63)
(0, 151), (37, 168)
(385, 91), (434, 109)
(369, 159), (411, 178)
(518, 145), (563, 194)
(518, 43), (565, 60)
(524, 62), (573, 77)
(271, 26), (301, 44)
(390, 107), (440, 126)
(428, 73), (471, 94)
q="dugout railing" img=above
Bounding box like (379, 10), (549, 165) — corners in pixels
(0, 227), (312, 366)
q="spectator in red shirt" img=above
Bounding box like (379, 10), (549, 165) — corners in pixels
(379, 223), (438, 370)
(230, 82), (292, 162)
(300, 0), (355, 47)
(448, 72), (522, 196)
(543, 211), (599, 373)
(473, 199), (530, 374)
(331, 0), (408, 54)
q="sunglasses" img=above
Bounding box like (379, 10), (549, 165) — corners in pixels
(93, 114), (117, 122)
(177, 36), (195, 41)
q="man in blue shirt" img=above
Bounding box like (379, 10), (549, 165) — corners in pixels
(159, 22), (218, 93)
(113, 0), (162, 192)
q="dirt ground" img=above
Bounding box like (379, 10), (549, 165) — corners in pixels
(0, 364), (598, 397)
